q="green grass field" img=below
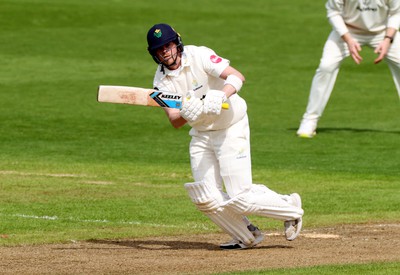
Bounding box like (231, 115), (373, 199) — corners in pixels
(1, 0), (399, 273)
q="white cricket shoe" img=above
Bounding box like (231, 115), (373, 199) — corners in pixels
(297, 119), (317, 138)
(220, 225), (264, 250)
(284, 193), (303, 241)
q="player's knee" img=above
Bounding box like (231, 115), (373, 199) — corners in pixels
(317, 61), (338, 73)
(184, 181), (222, 211)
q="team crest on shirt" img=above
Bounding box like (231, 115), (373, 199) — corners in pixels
(210, 55), (222, 63)
(192, 79), (203, 91)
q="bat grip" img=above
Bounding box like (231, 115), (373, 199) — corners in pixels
(189, 95), (230, 110)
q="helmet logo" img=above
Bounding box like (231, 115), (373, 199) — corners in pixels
(153, 29), (162, 38)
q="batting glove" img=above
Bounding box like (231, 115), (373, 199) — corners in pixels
(179, 95), (203, 123)
(203, 90), (227, 116)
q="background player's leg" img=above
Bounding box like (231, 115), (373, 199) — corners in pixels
(297, 31), (349, 137)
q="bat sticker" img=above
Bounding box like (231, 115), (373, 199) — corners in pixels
(150, 92), (183, 109)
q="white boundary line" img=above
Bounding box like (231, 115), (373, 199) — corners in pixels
(0, 170), (83, 178)
(0, 170), (179, 187)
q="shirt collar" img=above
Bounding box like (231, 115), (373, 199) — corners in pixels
(159, 51), (190, 79)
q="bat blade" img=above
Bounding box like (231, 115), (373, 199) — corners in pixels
(97, 85), (183, 109)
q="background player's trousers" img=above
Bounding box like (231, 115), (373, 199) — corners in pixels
(302, 30), (400, 121)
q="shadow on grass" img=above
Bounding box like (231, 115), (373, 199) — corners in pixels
(288, 127), (400, 135)
(84, 239), (292, 251)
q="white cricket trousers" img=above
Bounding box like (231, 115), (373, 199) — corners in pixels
(303, 30), (400, 121)
(189, 115), (303, 221)
(189, 114), (252, 197)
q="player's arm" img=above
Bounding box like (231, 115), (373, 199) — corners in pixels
(164, 108), (187, 129)
(220, 66), (245, 97)
(341, 33), (363, 64)
(202, 66), (245, 116)
(373, 0), (400, 63)
(374, 27), (397, 64)
(326, 0), (363, 64)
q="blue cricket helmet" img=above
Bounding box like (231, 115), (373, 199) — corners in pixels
(146, 23), (183, 64)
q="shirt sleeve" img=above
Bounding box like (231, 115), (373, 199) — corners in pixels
(198, 46), (230, 78)
(388, 0), (400, 30)
(326, 0), (348, 36)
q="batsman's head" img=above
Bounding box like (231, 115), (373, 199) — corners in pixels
(147, 23), (183, 68)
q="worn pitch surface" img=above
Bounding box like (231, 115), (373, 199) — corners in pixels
(1, 223), (399, 274)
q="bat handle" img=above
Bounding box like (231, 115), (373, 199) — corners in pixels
(222, 103), (230, 110)
(188, 95), (230, 110)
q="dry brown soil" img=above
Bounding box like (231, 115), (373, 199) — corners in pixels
(1, 223), (399, 274)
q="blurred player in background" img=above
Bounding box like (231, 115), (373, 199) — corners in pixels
(297, 0), (400, 138)
(146, 23), (304, 249)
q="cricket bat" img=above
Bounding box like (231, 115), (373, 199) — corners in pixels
(97, 85), (229, 109)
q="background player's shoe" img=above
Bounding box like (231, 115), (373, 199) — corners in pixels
(220, 225), (264, 250)
(284, 193), (303, 241)
(297, 119), (317, 138)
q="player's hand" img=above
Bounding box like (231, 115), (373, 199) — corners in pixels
(346, 38), (363, 64)
(179, 93), (203, 123)
(203, 90), (227, 115)
(374, 39), (391, 64)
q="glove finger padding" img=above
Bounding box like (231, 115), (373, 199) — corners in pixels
(179, 96), (203, 123)
(203, 90), (227, 115)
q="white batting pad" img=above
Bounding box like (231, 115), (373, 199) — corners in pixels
(226, 184), (304, 220)
(184, 181), (255, 246)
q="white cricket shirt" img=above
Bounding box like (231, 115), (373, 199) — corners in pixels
(326, 0), (400, 35)
(153, 45), (247, 131)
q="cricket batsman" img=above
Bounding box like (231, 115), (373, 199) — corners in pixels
(146, 23), (304, 249)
